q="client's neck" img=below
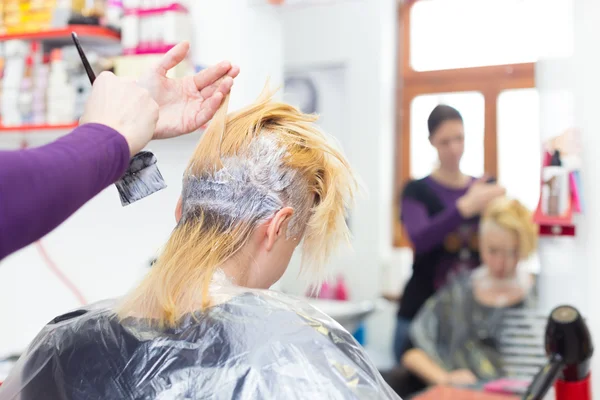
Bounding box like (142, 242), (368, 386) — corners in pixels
(117, 220), (258, 327)
(220, 259), (249, 287)
(218, 242), (263, 288)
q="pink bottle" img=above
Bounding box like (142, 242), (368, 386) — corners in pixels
(334, 275), (349, 301)
(318, 281), (335, 299)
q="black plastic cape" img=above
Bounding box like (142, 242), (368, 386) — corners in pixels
(0, 288), (400, 399)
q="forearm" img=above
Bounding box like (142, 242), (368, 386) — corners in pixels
(402, 199), (464, 254)
(0, 124), (129, 259)
(402, 348), (448, 385)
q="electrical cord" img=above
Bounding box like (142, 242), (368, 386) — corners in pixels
(35, 241), (87, 306)
(19, 139), (88, 306)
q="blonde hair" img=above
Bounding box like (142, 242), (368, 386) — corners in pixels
(481, 198), (538, 260)
(118, 86), (357, 327)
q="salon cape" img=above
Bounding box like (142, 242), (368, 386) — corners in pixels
(409, 268), (532, 380)
(0, 288), (400, 400)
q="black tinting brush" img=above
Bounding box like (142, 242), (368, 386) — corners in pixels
(71, 32), (167, 206)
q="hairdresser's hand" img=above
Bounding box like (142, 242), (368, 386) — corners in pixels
(81, 72), (158, 156)
(457, 178), (506, 218)
(445, 369), (478, 386)
(138, 41), (240, 139)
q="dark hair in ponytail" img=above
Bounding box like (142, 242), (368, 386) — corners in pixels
(427, 104), (463, 137)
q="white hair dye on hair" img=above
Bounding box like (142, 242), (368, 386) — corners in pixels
(181, 134), (313, 237)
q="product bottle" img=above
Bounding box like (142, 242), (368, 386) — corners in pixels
(18, 56), (34, 125)
(542, 150), (569, 216)
(106, 0), (124, 30)
(31, 41), (48, 124)
(334, 275), (349, 301)
(318, 281), (334, 300)
(46, 49), (76, 124)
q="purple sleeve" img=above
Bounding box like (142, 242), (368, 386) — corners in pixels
(402, 198), (464, 254)
(0, 123), (129, 260)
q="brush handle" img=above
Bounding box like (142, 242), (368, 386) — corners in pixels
(71, 32), (167, 205)
(71, 32), (96, 84)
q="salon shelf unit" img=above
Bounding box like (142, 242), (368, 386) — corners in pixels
(123, 3), (189, 16)
(0, 25), (122, 59)
(0, 123), (78, 134)
(0, 25), (120, 46)
(121, 2), (192, 56)
(121, 3), (190, 56)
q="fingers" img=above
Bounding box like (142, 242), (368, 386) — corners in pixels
(155, 41), (191, 75)
(227, 65), (240, 79)
(193, 61), (235, 90)
(200, 76), (234, 100)
(195, 92), (224, 127)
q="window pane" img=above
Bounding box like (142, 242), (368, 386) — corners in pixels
(410, 0), (573, 71)
(497, 89), (541, 211)
(410, 92), (484, 179)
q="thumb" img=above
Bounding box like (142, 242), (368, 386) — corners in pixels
(155, 41), (190, 75)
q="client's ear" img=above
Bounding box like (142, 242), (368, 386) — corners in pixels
(265, 207), (294, 251)
(175, 197), (183, 222)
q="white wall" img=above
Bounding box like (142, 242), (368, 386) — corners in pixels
(279, 0), (398, 357)
(191, 1), (284, 109)
(0, 2), (283, 357)
(0, 133), (196, 356)
(571, 0), (600, 392)
(536, 0), (600, 394)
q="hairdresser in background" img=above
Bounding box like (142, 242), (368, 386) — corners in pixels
(0, 42), (239, 262)
(393, 105), (505, 361)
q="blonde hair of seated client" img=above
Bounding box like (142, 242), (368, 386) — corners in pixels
(118, 86), (357, 327)
(477, 197), (538, 287)
(480, 197), (537, 261)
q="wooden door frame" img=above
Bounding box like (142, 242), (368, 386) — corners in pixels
(393, 2), (535, 247)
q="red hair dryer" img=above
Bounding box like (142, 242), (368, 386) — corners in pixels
(523, 305), (593, 400)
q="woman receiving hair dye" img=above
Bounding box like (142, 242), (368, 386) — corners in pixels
(0, 85), (401, 400)
(401, 198), (538, 394)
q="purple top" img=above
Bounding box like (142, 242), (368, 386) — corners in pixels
(403, 176), (471, 254)
(402, 176), (480, 289)
(0, 123), (129, 260)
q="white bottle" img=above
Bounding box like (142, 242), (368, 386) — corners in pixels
(106, 1), (124, 30)
(2, 40), (28, 126)
(47, 49), (76, 124)
(121, 14), (140, 52)
(541, 151), (569, 216)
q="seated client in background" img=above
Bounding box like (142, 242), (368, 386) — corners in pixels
(402, 198), (538, 389)
(0, 86), (401, 400)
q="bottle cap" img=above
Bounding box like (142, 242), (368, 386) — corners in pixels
(550, 149), (562, 167)
(50, 48), (63, 62)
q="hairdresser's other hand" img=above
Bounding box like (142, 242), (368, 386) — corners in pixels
(80, 72), (158, 156)
(139, 41), (240, 139)
(445, 369), (478, 386)
(457, 178), (506, 218)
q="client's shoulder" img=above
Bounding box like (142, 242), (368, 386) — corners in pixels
(28, 300), (124, 354)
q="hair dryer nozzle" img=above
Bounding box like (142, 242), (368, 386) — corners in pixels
(523, 305), (593, 400)
(545, 305), (593, 381)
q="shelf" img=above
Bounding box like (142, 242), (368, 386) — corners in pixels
(0, 25), (120, 45)
(0, 123), (78, 133)
(124, 3), (189, 16)
(123, 44), (176, 55)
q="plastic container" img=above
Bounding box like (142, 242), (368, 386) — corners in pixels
(46, 49), (76, 124)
